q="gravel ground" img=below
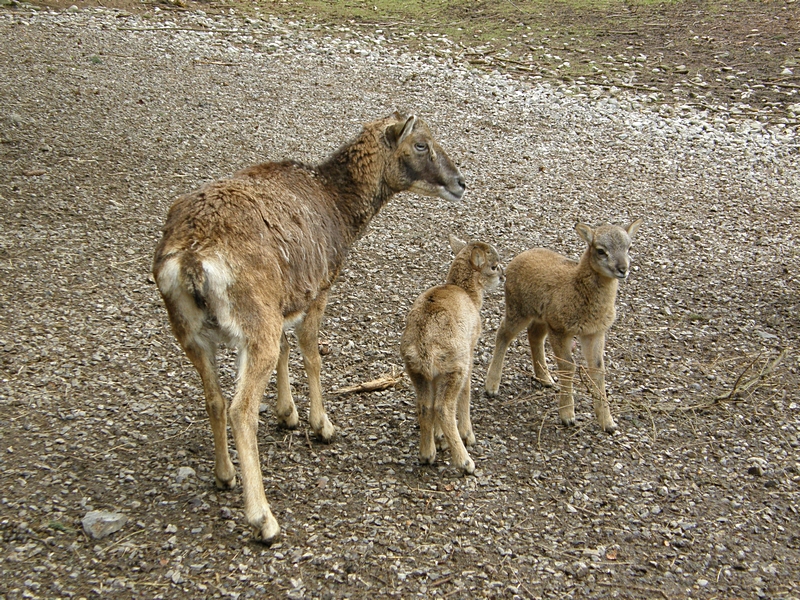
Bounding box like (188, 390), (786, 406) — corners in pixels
(1, 5), (799, 599)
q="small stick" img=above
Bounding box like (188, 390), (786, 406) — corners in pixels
(716, 350), (763, 403)
(304, 429), (316, 455)
(335, 372), (404, 396)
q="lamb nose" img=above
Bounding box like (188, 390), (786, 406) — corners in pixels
(456, 176), (466, 191)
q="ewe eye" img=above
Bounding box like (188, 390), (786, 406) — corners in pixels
(414, 142), (428, 152)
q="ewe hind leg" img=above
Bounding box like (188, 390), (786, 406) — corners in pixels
(295, 293), (335, 441)
(408, 372), (436, 465)
(549, 334), (577, 427)
(229, 330), (281, 544)
(437, 371), (475, 475)
(579, 333), (616, 433)
(527, 321), (555, 386)
(183, 339), (236, 490)
(485, 313), (532, 396)
(274, 333), (300, 429)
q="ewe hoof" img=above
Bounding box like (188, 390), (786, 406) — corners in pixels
(462, 430), (476, 447)
(314, 417), (336, 443)
(484, 385), (499, 398)
(560, 416), (576, 428)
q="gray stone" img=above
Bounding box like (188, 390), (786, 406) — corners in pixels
(176, 466), (196, 483)
(81, 511), (127, 540)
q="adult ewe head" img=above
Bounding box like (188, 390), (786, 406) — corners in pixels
(317, 112), (465, 217)
(381, 114), (466, 202)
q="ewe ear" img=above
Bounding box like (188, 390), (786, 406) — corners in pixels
(449, 235), (467, 255)
(575, 223), (594, 245)
(385, 115), (416, 147)
(626, 218), (643, 239)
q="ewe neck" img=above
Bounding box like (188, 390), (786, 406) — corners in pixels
(316, 132), (394, 240)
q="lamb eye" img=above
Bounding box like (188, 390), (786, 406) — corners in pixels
(596, 248), (608, 257)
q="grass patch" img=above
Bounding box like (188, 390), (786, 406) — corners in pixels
(47, 520), (75, 533)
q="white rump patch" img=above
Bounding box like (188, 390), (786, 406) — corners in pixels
(202, 257), (244, 345)
(203, 257), (234, 298)
(156, 256), (182, 298)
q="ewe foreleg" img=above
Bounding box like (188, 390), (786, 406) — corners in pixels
(275, 332), (300, 429)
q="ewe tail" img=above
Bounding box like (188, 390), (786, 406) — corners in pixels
(155, 251), (242, 343)
(181, 253), (208, 309)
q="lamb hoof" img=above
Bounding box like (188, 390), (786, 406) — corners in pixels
(215, 472), (236, 490)
(484, 386), (499, 398)
(460, 457), (475, 475)
(602, 421), (618, 434)
(560, 416), (576, 428)
(255, 518), (280, 546)
(462, 430), (476, 447)
(277, 408), (299, 429)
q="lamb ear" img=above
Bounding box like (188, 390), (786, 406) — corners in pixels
(575, 223), (594, 245)
(386, 115), (416, 147)
(470, 246), (486, 269)
(448, 234), (467, 255)
(626, 218), (643, 239)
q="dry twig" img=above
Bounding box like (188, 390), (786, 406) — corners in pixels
(335, 370), (404, 396)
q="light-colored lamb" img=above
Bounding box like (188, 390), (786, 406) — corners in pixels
(484, 219), (642, 433)
(400, 236), (503, 474)
(152, 113), (465, 543)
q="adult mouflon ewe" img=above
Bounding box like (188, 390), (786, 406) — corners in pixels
(152, 113), (465, 542)
(484, 219), (642, 433)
